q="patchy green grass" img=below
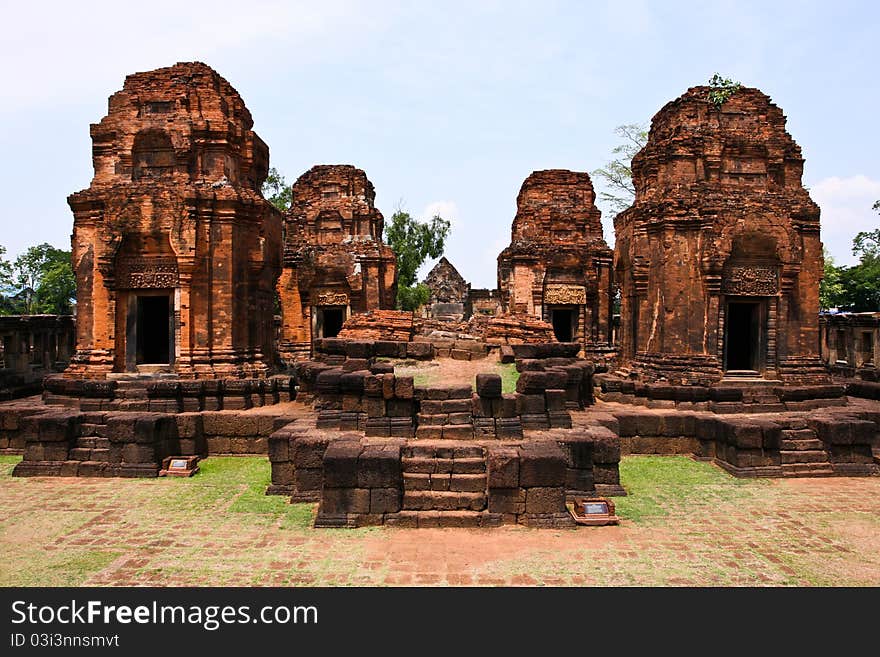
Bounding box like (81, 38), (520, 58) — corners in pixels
(496, 362), (520, 394)
(614, 456), (767, 523)
(0, 454), (21, 475)
(3, 452), (879, 586)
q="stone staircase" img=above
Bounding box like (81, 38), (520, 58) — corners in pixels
(735, 382), (786, 413)
(68, 423), (111, 462)
(779, 428), (834, 477)
(396, 442), (497, 527)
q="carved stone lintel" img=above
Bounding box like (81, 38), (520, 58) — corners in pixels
(544, 284), (586, 305)
(721, 265), (778, 296)
(116, 256), (179, 289)
(315, 291), (349, 306)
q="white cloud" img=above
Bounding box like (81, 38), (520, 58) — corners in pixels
(421, 200), (459, 226)
(0, 0), (373, 114)
(811, 175), (880, 266)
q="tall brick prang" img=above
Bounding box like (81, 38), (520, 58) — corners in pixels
(497, 170), (614, 357)
(278, 165), (397, 364)
(614, 85), (827, 385)
(66, 62), (282, 379)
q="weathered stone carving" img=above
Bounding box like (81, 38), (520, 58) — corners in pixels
(116, 257), (179, 289)
(721, 266), (778, 296)
(543, 284), (587, 305)
(316, 292), (349, 306)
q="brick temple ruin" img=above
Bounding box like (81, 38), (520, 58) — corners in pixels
(613, 86), (826, 386)
(0, 64), (877, 526)
(820, 312), (879, 381)
(0, 315), (74, 400)
(498, 170), (615, 360)
(66, 62), (282, 380)
(277, 165), (397, 364)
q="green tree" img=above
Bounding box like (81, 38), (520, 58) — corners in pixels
(831, 205), (880, 312)
(706, 73), (742, 107)
(36, 261), (76, 314)
(0, 245), (14, 314)
(261, 167), (292, 212)
(0, 245), (12, 291)
(851, 227), (880, 261)
(592, 123), (648, 217)
(819, 248), (845, 310)
(11, 244), (74, 315)
(385, 209), (451, 311)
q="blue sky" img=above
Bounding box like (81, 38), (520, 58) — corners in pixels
(1, 0), (878, 287)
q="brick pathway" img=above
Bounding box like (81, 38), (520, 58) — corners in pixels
(1, 456), (878, 586)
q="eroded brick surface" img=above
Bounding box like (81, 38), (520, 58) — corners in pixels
(614, 86), (825, 385)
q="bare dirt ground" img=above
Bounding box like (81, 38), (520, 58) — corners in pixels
(392, 355), (518, 391)
(2, 454), (878, 587)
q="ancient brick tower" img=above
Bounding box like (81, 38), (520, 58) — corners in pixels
(66, 62), (282, 379)
(614, 86), (826, 384)
(497, 170), (615, 356)
(277, 165), (397, 363)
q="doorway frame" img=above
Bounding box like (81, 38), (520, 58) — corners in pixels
(722, 296), (766, 375)
(124, 289), (176, 372)
(312, 305), (349, 341)
(546, 305), (580, 344)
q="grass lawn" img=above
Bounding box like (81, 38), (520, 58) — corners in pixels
(2, 453), (878, 586)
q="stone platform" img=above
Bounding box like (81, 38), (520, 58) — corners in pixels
(41, 374), (295, 412)
(595, 374), (848, 413)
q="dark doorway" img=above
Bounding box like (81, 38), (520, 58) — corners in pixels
(137, 295), (170, 364)
(319, 307), (345, 338)
(550, 308), (575, 342)
(724, 301), (760, 372)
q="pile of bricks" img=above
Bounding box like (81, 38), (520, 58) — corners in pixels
(412, 333), (489, 360)
(337, 310), (417, 342)
(483, 313), (558, 345)
(12, 410), (185, 478)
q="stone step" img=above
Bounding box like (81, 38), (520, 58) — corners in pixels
(404, 472), (487, 492)
(401, 456), (485, 475)
(385, 510), (502, 528)
(780, 450), (830, 464)
(780, 429), (817, 440)
(76, 437), (96, 449)
(781, 463), (835, 477)
(402, 491), (486, 511)
(413, 425), (477, 440)
(404, 443), (484, 459)
(780, 439), (825, 451)
(746, 395), (782, 404)
(69, 447), (92, 461)
(740, 403), (787, 413)
(117, 388), (149, 399)
(78, 423), (102, 437)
